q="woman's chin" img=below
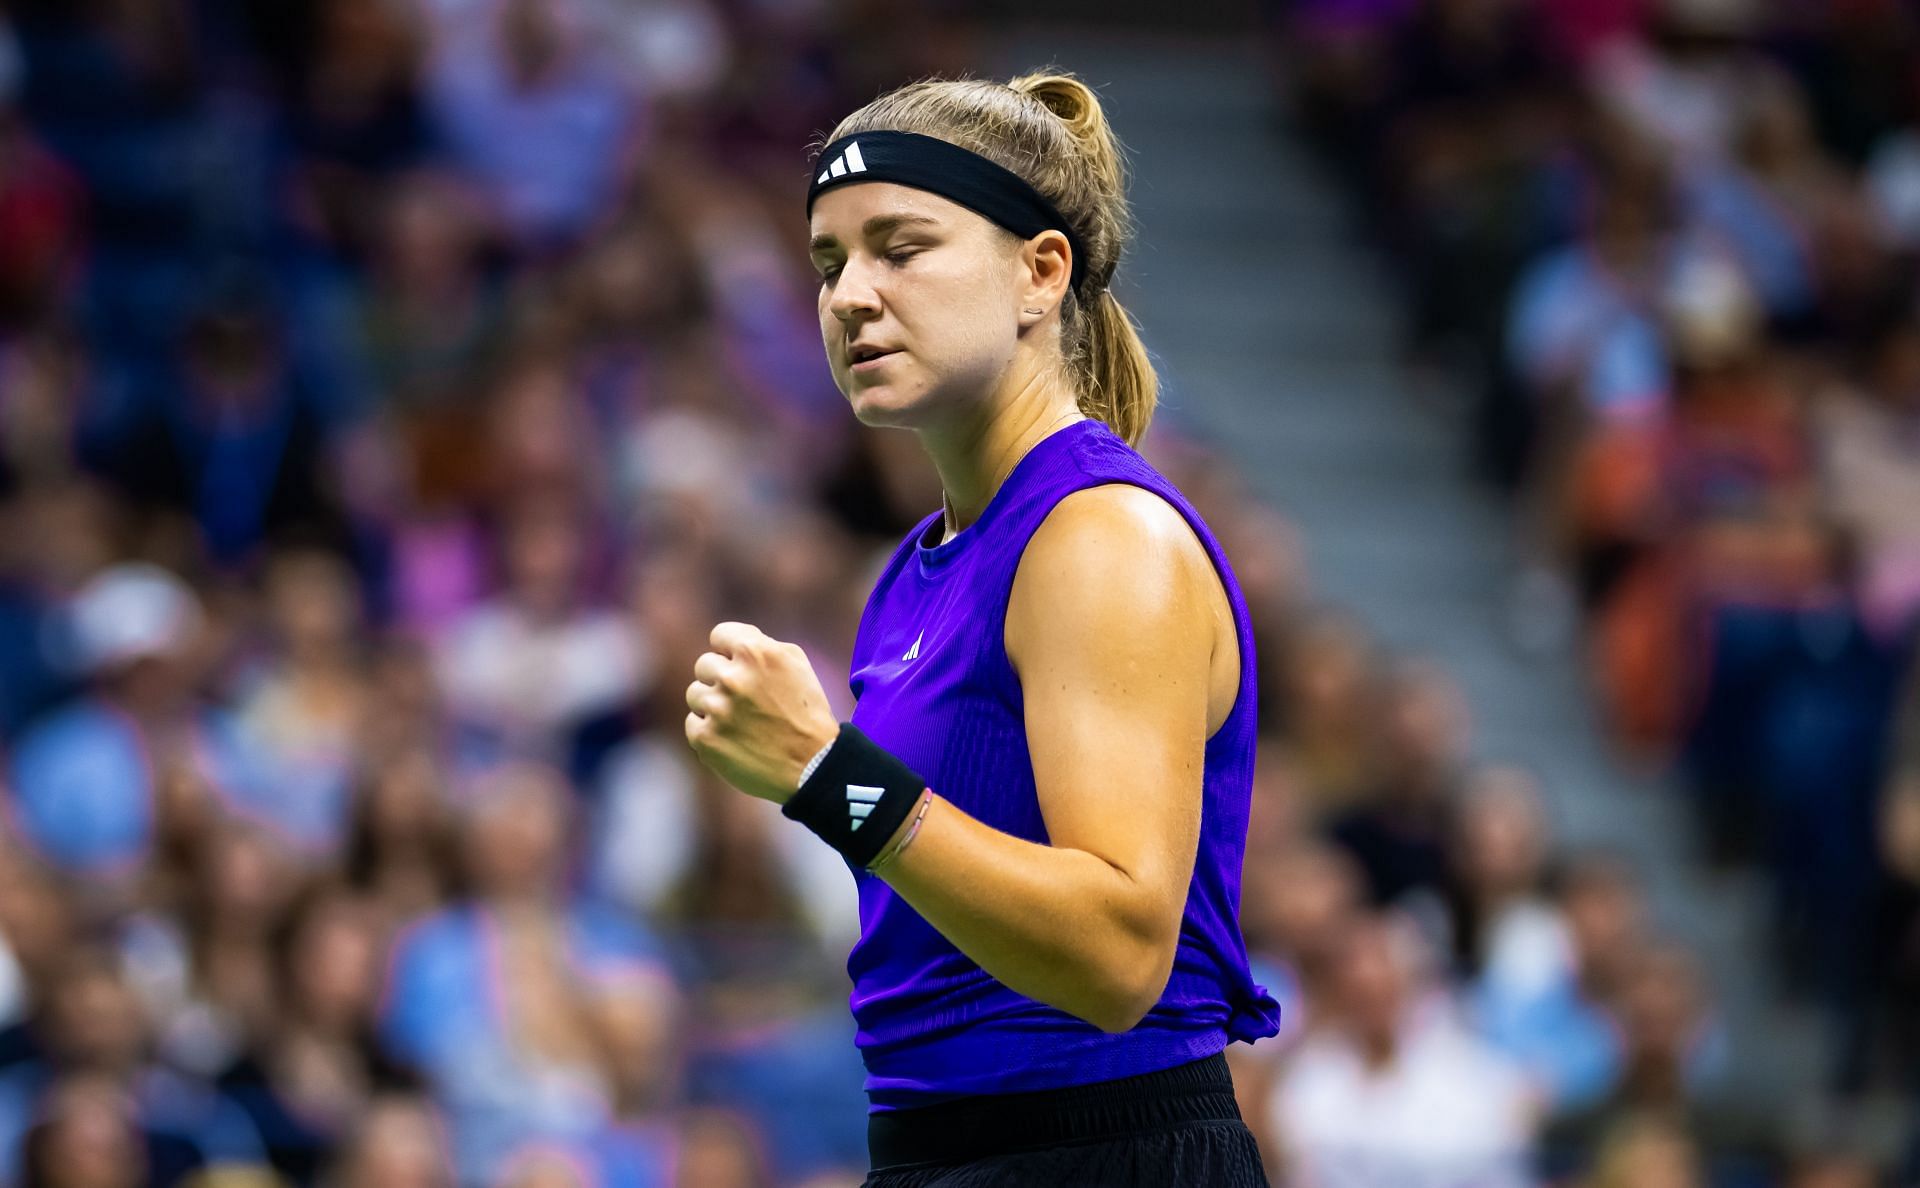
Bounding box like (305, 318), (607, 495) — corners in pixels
(849, 387), (925, 429)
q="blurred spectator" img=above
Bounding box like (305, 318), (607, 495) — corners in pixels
(1327, 659), (1472, 908)
(11, 0), (208, 365)
(1235, 833), (1361, 1170)
(19, 1074), (164, 1188)
(1271, 609), (1386, 815)
(1543, 941), (1757, 1184)
(1268, 913), (1536, 1187)
(0, 320), (92, 496)
(419, 0), (641, 255)
(1865, 122), (1920, 252)
(268, 0), (434, 260)
(579, 970), (679, 1187)
(135, 823), (307, 1081)
(1501, 113), (1678, 428)
(1812, 315), (1920, 642)
(671, 1108), (770, 1188)
(1850, 725), (1920, 1100)
(231, 549), (373, 855)
(573, 552), (714, 916)
(356, 170), (505, 514)
(0, 948), (265, 1179)
(342, 742), (458, 927)
(1588, 1), (1777, 165)
(1683, 72), (1830, 324)
(379, 762), (663, 1180)
(1784, 1148), (1886, 1188)
(0, 843), (74, 1030)
(482, 357), (611, 512)
(662, 765), (866, 1181)
(356, 636), (505, 783)
(0, 473), (107, 741)
(0, 109), (84, 331)
(322, 1094), (452, 1188)
(1477, 850), (1648, 1115)
(1577, 1113), (1707, 1188)
(1242, 835), (1362, 1043)
(433, 494), (642, 757)
(213, 884), (410, 1186)
(82, 279), (350, 572)
(1429, 764), (1559, 987)
(7, 565), (279, 889)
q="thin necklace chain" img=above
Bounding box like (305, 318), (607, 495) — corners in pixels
(1003, 406), (1083, 483)
(943, 407), (1085, 540)
(1039, 407), (1083, 436)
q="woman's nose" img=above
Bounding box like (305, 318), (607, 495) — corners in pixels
(827, 258), (882, 323)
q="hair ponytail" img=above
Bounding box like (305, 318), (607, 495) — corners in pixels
(1077, 289), (1156, 447)
(827, 68), (1159, 445)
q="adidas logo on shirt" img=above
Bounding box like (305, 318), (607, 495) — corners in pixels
(903, 630), (923, 663)
(846, 783), (884, 830)
(817, 140), (869, 185)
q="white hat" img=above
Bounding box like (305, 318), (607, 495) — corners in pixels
(1663, 247), (1761, 367)
(64, 563), (202, 676)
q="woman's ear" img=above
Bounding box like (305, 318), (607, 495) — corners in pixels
(1019, 229), (1073, 326)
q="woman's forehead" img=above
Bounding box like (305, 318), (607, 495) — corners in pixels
(807, 183), (974, 243)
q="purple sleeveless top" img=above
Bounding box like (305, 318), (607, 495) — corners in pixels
(845, 417), (1282, 1110)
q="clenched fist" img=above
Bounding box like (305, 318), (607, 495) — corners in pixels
(685, 621), (842, 805)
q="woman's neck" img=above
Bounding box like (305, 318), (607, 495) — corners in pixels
(918, 367), (1084, 543)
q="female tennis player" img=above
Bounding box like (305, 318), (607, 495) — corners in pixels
(683, 70), (1280, 1186)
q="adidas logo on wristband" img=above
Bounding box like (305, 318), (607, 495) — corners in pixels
(846, 783), (884, 830)
(785, 724), (927, 867)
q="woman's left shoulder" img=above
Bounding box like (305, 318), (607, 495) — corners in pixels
(1030, 481), (1205, 564)
(1011, 483), (1215, 629)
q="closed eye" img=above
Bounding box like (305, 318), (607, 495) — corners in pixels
(815, 241), (928, 285)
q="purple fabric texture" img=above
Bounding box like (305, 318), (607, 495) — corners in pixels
(843, 418), (1281, 1110)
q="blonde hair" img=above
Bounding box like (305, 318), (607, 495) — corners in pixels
(823, 70), (1158, 446)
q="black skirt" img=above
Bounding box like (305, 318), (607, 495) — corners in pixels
(860, 1052), (1269, 1187)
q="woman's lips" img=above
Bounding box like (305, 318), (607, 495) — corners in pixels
(850, 350), (900, 374)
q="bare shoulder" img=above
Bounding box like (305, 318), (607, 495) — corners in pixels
(1032, 483), (1208, 562)
(1005, 483), (1215, 665)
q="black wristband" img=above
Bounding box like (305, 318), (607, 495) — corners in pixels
(782, 723), (927, 868)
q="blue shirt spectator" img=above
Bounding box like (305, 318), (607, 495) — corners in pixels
(422, 0), (639, 252)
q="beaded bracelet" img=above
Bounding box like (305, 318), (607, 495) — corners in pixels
(866, 789), (934, 875)
(796, 736), (835, 788)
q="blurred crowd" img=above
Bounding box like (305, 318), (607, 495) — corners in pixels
(1248, 0), (1920, 1184)
(3, 0), (1916, 1186)
(0, 0), (989, 1184)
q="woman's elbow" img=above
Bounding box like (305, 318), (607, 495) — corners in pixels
(1082, 944), (1177, 1034)
(1086, 995), (1154, 1035)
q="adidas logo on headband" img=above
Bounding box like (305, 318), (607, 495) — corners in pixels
(806, 130), (1090, 291)
(816, 140), (868, 185)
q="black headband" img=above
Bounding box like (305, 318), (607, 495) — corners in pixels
(806, 130), (1091, 293)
